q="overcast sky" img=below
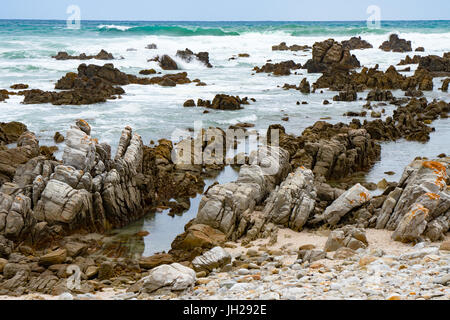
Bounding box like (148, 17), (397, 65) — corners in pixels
(1, 0), (449, 21)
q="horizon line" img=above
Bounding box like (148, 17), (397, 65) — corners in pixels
(0, 18), (449, 22)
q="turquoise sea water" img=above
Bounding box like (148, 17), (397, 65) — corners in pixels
(1, 19), (449, 37)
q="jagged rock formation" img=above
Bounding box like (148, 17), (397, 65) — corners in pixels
(418, 53), (450, 76)
(0, 121), (207, 245)
(176, 48), (212, 68)
(303, 39), (360, 73)
(366, 89), (394, 101)
(154, 55), (178, 70)
(253, 60), (302, 76)
(324, 226), (368, 251)
(19, 64), (193, 105)
(398, 55), (421, 66)
(269, 122), (381, 180)
(272, 42), (311, 51)
(375, 158), (450, 242)
(379, 34), (412, 52)
(314, 65), (433, 92)
(341, 37), (373, 50)
(52, 50), (114, 60)
(322, 183), (372, 226)
(263, 167), (316, 231)
(195, 146), (291, 240)
(333, 88), (357, 101)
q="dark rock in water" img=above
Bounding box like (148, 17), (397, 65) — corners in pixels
(22, 63), (127, 105)
(176, 48), (212, 68)
(10, 84), (28, 90)
(379, 34), (412, 52)
(441, 78), (450, 92)
(333, 89), (357, 102)
(272, 42), (310, 51)
(405, 88), (424, 97)
(0, 122), (28, 145)
(0, 90), (11, 102)
(415, 47), (425, 52)
(192, 95), (253, 110)
(313, 64), (434, 92)
(197, 99), (211, 108)
(158, 55), (178, 70)
(159, 78), (176, 87)
(210, 94), (243, 110)
(397, 55), (421, 65)
(298, 78), (310, 94)
(20, 63), (193, 105)
(145, 43), (157, 49)
(343, 111), (367, 117)
(253, 60), (302, 76)
(417, 53), (450, 76)
(269, 121), (381, 180)
(52, 49), (114, 60)
(341, 37), (373, 50)
(183, 99), (196, 107)
(366, 89), (394, 101)
(139, 69), (156, 75)
(323, 100), (330, 105)
(303, 39), (360, 73)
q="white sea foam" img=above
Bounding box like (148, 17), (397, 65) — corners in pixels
(97, 24), (132, 31)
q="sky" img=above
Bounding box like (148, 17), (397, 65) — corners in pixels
(1, 0), (449, 21)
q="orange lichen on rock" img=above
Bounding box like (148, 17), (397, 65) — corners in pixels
(425, 192), (440, 200)
(408, 204), (429, 219)
(359, 192), (369, 202)
(422, 161), (448, 189)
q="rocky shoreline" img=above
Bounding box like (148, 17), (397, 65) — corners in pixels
(0, 33), (449, 300)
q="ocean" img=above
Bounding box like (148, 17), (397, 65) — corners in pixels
(1, 20), (449, 255)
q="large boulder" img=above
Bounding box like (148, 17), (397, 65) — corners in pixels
(158, 55), (178, 70)
(303, 39), (360, 73)
(192, 246), (231, 273)
(137, 263), (196, 294)
(387, 159), (450, 242)
(323, 183), (372, 226)
(263, 167), (316, 231)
